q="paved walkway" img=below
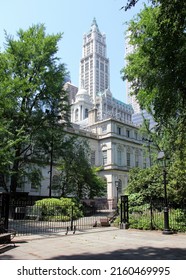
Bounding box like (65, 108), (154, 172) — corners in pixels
(0, 227), (186, 260)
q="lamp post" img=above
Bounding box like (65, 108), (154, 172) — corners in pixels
(157, 151), (173, 234)
(115, 180), (119, 214)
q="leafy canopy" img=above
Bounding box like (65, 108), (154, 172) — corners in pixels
(0, 24), (70, 192)
(121, 1), (186, 203)
(122, 1), (186, 125)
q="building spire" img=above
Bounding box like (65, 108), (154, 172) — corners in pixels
(90, 17), (99, 32)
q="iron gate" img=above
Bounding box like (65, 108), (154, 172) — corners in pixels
(6, 198), (115, 236)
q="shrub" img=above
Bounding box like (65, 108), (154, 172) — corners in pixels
(35, 197), (83, 221)
(169, 209), (186, 232)
(128, 207), (186, 232)
(114, 202), (186, 232)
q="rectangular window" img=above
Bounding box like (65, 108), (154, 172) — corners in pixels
(127, 152), (130, 167)
(85, 62), (89, 71)
(87, 44), (90, 55)
(117, 150), (122, 166)
(102, 150), (107, 165)
(91, 151), (96, 166)
(126, 130), (130, 138)
(117, 126), (121, 135)
(100, 62), (104, 71)
(135, 154), (139, 167)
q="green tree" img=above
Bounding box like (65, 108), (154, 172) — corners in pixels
(122, 1), (186, 123)
(56, 138), (106, 200)
(126, 166), (164, 203)
(0, 24), (70, 193)
(121, 0), (140, 11)
(126, 160), (186, 207)
(0, 119), (26, 191)
(121, 2), (186, 202)
(168, 151), (186, 204)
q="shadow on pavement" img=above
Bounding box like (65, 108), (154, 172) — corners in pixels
(0, 240), (27, 258)
(0, 244), (17, 255)
(49, 246), (186, 260)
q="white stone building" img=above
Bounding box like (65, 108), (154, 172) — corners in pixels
(69, 86), (147, 208)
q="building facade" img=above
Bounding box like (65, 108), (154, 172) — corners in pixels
(64, 117), (146, 209)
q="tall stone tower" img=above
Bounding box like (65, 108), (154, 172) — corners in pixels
(79, 18), (110, 102)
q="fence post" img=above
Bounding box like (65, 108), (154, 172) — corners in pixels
(70, 205), (74, 231)
(0, 193), (10, 230)
(120, 195), (129, 229)
(150, 198), (154, 230)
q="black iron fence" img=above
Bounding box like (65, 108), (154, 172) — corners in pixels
(6, 199), (115, 236)
(128, 201), (186, 232)
(1, 192), (185, 235)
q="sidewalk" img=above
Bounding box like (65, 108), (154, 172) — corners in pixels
(0, 227), (186, 260)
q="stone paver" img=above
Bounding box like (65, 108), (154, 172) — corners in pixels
(0, 227), (186, 260)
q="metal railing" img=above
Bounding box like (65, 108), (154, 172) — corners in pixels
(128, 201), (186, 232)
(7, 200), (115, 236)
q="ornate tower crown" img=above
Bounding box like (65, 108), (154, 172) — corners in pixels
(79, 19), (110, 102)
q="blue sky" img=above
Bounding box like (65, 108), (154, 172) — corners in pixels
(0, 0), (144, 102)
